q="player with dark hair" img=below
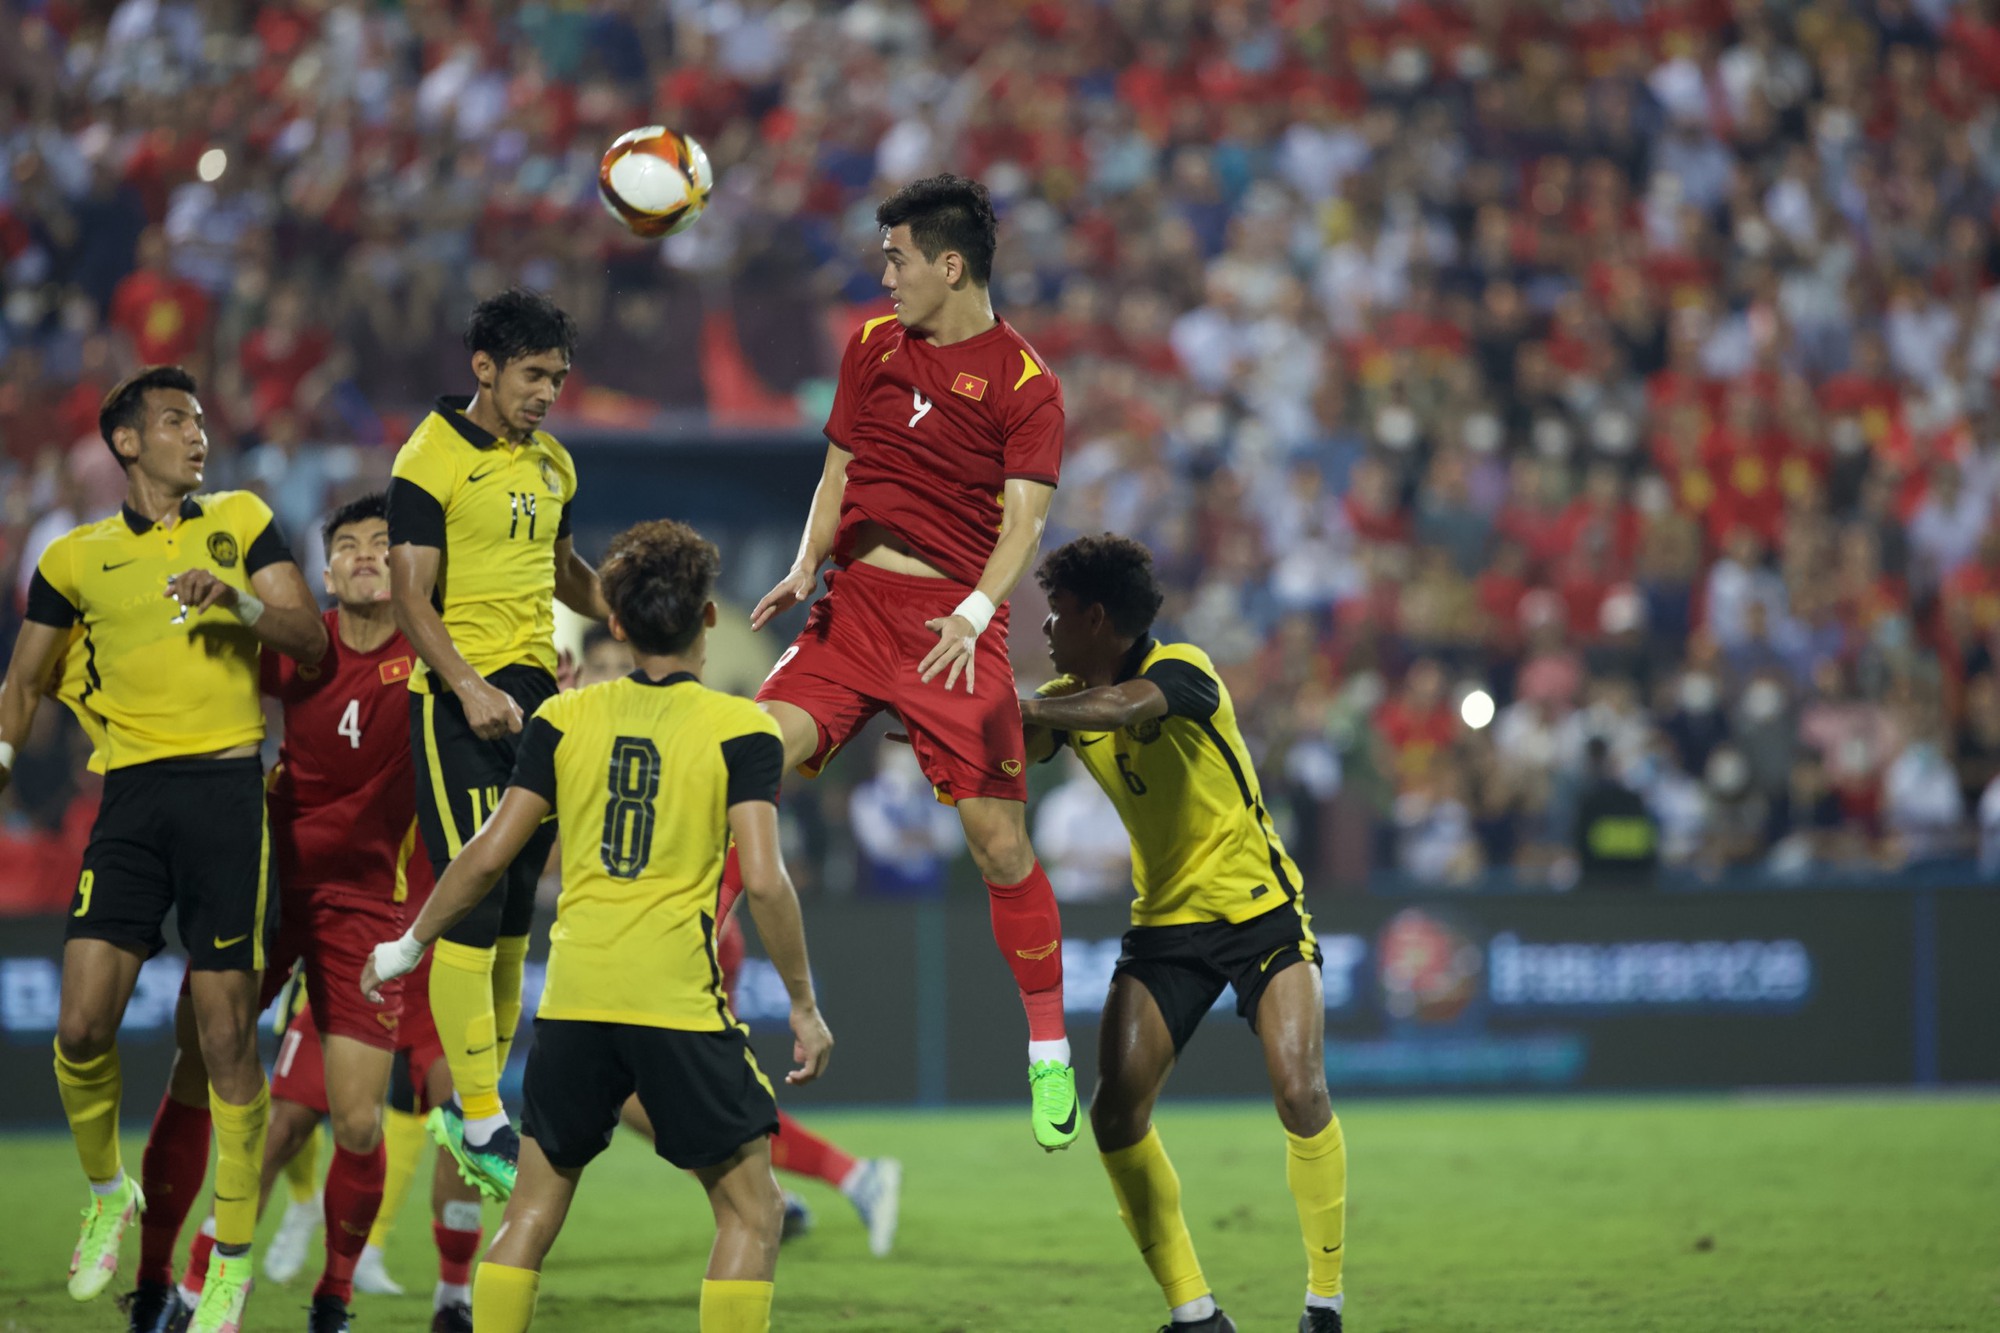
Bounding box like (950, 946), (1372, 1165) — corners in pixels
(142, 491), (485, 1333)
(1022, 534), (1348, 1333)
(747, 172), (1079, 1148)
(365, 518), (831, 1333)
(0, 366), (328, 1333)
(386, 286), (609, 1202)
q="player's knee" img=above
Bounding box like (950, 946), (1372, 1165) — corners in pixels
(55, 1010), (118, 1062)
(1089, 1093), (1149, 1153)
(966, 822), (1033, 883)
(1272, 1073), (1332, 1137)
(193, 1008), (258, 1074)
(330, 1103), (383, 1155)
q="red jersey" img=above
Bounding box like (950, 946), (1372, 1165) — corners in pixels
(262, 610), (425, 900)
(825, 314), (1064, 588)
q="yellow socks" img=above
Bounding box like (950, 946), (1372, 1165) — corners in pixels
(52, 1041), (123, 1183)
(369, 1107), (427, 1247)
(473, 1262), (540, 1333)
(1286, 1114), (1347, 1301)
(492, 934), (530, 1073)
(1101, 1127), (1210, 1310)
(431, 940), (501, 1122)
(284, 1122), (323, 1205)
(210, 1081), (270, 1247)
(700, 1279), (774, 1332)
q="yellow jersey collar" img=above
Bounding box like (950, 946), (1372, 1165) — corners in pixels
(433, 395), (504, 451)
(121, 495), (204, 535)
(628, 669), (699, 688)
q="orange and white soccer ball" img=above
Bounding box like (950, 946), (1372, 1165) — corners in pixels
(598, 126), (713, 238)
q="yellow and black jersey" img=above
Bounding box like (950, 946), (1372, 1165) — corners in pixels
(511, 671), (785, 1031)
(1051, 640), (1309, 930)
(26, 492), (293, 769)
(386, 395), (578, 689)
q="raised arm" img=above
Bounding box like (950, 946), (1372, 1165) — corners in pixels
(1019, 678), (1169, 734)
(751, 443), (851, 631)
(0, 620), (73, 798)
(918, 476), (1056, 692)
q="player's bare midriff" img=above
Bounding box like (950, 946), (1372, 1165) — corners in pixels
(192, 743), (262, 761)
(847, 520), (951, 580)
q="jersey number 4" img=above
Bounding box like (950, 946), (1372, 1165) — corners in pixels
(909, 390), (933, 428)
(338, 699), (362, 749)
(601, 736), (662, 878)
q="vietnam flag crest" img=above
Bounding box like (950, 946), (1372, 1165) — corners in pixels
(380, 657), (414, 685)
(951, 371), (988, 401)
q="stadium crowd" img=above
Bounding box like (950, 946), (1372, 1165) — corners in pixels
(4, 0), (2000, 896)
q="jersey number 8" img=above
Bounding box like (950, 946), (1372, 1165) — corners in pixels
(601, 736), (662, 878)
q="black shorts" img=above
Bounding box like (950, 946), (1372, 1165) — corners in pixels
(1114, 903), (1319, 1055)
(67, 758), (277, 972)
(521, 1017), (779, 1171)
(410, 665), (559, 946)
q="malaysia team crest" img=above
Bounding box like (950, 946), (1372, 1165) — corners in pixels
(206, 532), (239, 568)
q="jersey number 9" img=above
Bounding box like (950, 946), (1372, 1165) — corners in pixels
(601, 736), (662, 878)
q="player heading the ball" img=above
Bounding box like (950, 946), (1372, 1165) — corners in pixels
(745, 173), (1079, 1150)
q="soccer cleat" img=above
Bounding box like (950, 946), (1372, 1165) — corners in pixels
(841, 1157), (902, 1257)
(1159, 1311), (1236, 1333)
(263, 1194), (322, 1283)
(307, 1293), (352, 1332)
(431, 1299), (474, 1332)
(780, 1190), (814, 1241)
(70, 1176), (146, 1301)
(352, 1243), (404, 1296)
(426, 1103), (518, 1201)
(119, 1280), (193, 1333)
(1028, 1059), (1081, 1151)
(1299, 1307), (1344, 1332)
(189, 1251), (251, 1333)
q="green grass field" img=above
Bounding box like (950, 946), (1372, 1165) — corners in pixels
(2, 1096), (1995, 1332)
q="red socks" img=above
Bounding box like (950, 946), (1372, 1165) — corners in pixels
(434, 1212), (483, 1287)
(182, 1224), (215, 1295)
(139, 1093), (212, 1286)
(985, 862), (1067, 1042)
(717, 842), (744, 925)
(768, 1110), (858, 1189)
(314, 1142), (386, 1303)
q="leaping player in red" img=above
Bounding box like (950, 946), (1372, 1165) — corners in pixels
(127, 494), (445, 1333)
(746, 174), (1077, 1148)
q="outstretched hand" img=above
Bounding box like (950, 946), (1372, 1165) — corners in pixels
(919, 614), (978, 693)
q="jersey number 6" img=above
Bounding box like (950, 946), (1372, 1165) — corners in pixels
(601, 736), (663, 878)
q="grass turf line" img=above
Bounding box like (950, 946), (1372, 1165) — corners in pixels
(0, 1096), (1994, 1331)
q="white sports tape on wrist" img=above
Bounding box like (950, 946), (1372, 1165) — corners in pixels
(954, 590), (996, 637)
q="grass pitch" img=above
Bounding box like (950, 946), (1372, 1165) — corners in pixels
(1, 1095), (1994, 1332)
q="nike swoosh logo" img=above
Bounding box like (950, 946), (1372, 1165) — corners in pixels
(102, 559), (135, 571)
(213, 933), (249, 949)
(466, 1043), (495, 1056)
(1076, 735), (1104, 747)
(467, 467), (497, 483)
(1052, 1097), (1078, 1137)
(214, 1194), (247, 1204)
(1260, 947), (1288, 973)
(1321, 1243), (1342, 1253)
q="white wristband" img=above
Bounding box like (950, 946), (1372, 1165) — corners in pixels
(235, 590), (266, 627)
(370, 931), (426, 984)
(953, 590), (996, 637)
(0, 741), (14, 772)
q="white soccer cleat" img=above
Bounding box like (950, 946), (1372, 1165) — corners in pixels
(842, 1158), (902, 1257)
(262, 1195), (321, 1284)
(352, 1242), (405, 1296)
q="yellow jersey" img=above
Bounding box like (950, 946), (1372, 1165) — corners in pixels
(1054, 640), (1309, 929)
(27, 492), (293, 769)
(512, 670), (785, 1030)
(386, 396), (578, 689)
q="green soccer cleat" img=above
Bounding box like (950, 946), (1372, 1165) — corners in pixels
(189, 1251), (251, 1333)
(1028, 1059), (1080, 1151)
(427, 1103), (518, 1202)
(69, 1175), (145, 1302)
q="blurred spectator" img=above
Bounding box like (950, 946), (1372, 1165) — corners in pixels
(849, 744), (961, 899)
(1573, 737), (1658, 891)
(1033, 755), (1132, 904)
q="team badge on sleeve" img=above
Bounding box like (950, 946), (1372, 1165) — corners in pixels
(951, 372), (988, 401)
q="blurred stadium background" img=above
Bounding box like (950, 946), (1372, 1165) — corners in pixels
(1, 0), (1998, 1200)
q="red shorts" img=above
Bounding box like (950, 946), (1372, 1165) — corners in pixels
(758, 561), (1028, 803)
(270, 951), (447, 1115)
(260, 887), (407, 1051)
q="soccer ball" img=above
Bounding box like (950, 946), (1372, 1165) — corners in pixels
(598, 126), (713, 238)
